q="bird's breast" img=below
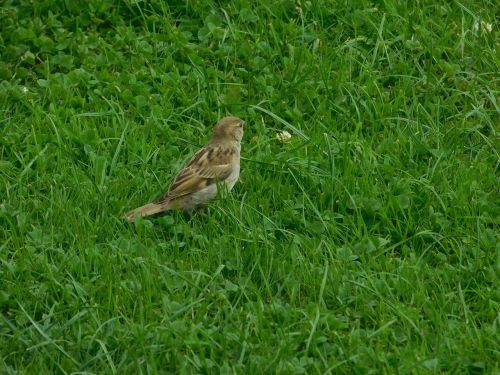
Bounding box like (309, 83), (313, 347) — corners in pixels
(225, 161), (240, 190)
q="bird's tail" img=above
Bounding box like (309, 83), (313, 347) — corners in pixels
(123, 201), (169, 222)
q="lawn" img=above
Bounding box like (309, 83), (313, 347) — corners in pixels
(0, 0), (498, 373)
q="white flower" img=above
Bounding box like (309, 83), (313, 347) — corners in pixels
(473, 21), (493, 34)
(21, 87), (28, 94)
(276, 130), (292, 143)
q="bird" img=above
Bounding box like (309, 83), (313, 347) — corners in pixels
(124, 116), (246, 222)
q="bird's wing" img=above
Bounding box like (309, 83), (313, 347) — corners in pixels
(161, 145), (235, 200)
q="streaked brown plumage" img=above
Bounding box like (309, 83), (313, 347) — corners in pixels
(124, 116), (245, 222)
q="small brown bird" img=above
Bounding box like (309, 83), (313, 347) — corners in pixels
(124, 116), (246, 222)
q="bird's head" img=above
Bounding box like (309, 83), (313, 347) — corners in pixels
(212, 116), (246, 142)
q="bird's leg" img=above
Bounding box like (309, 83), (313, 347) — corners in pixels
(195, 205), (208, 216)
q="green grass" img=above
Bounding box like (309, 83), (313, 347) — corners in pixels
(1, 0), (499, 373)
